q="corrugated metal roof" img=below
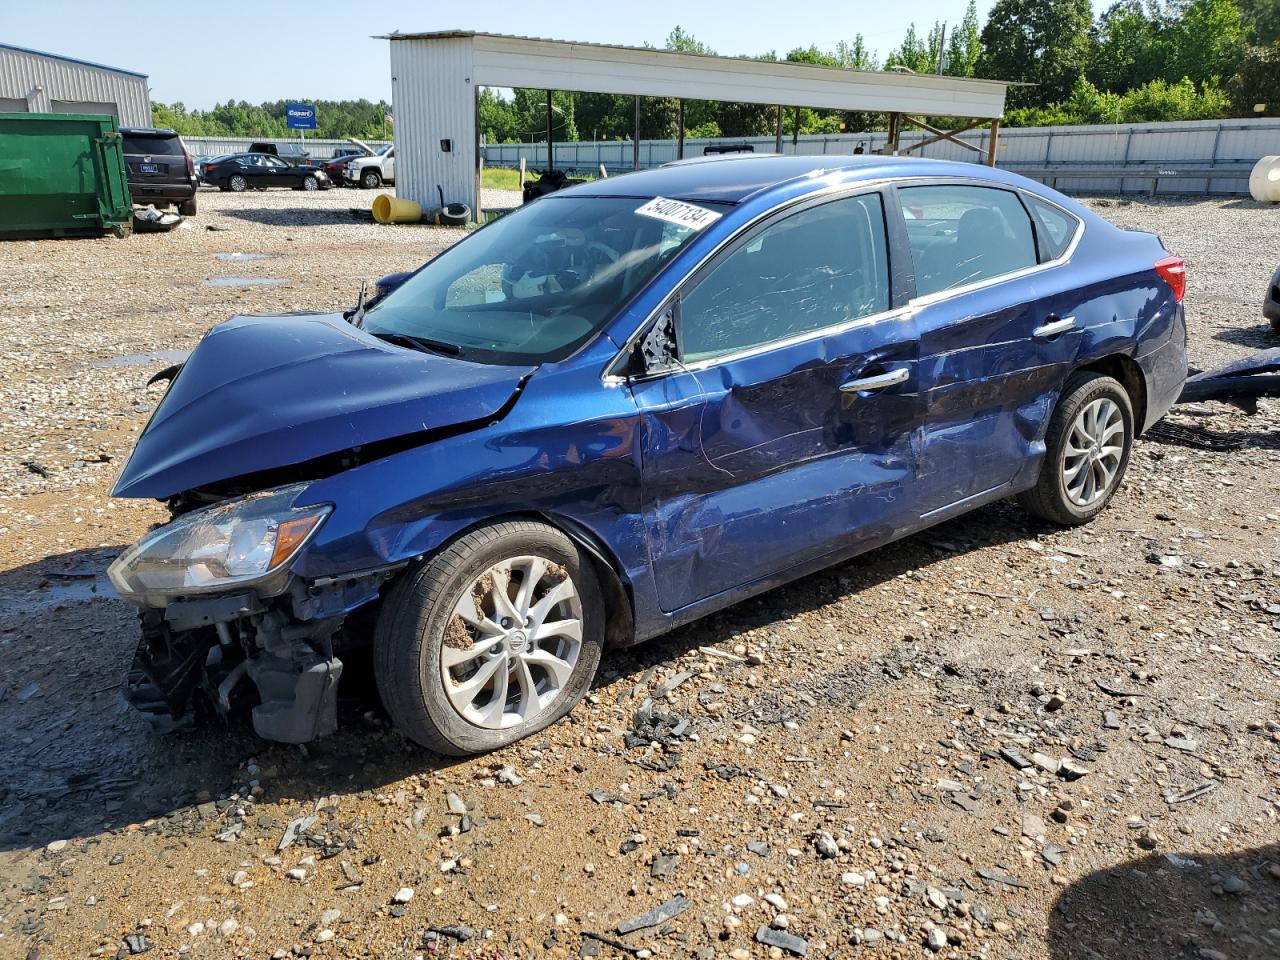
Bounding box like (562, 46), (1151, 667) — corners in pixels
(0, 42), (147, 78)
(377, 30), (1014, 89)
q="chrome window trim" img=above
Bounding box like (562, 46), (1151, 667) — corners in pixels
(602, 175), (1085, 383)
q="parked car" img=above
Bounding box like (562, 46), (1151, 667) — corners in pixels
(119, 127), (199, 215)
(345, 144), (394, 188)
(1266, 264), (1280, 332)
(108, 155), (1187, 754)
(200, 153), (330, 192)
(248, 141), (317, 167)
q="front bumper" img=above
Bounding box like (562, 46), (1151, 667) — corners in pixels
(123, 564), (400, 743)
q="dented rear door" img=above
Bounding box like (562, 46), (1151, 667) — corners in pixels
(629, 190), (922, 613)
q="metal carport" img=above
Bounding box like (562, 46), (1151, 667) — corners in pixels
(380, 31), (1012, 219)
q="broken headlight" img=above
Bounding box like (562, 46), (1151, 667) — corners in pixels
(108, 483), (331, 605)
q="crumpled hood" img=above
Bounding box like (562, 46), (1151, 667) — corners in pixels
(112, 313), (534, 499)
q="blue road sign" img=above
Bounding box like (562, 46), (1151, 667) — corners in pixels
(286, 104), (317, 130)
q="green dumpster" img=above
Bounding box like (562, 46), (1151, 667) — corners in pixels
(0, 112), (134, 240)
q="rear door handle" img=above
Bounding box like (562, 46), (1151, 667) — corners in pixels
(840, 367), (910, 394)
(1033, 316), (1076, 338)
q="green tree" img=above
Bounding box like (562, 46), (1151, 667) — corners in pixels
(1228, 40), (1280, 113)
(945, 1), (984, 77)
(978, 0), (1095, 107)
(1166, 0), (1247, 84)
(1237, 0), (1280, 44)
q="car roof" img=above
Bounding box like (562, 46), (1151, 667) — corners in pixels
(561, 154), (1037, 205)
(120, 127), (179, 137)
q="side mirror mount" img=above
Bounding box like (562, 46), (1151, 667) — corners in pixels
(634, 305), (680, 377)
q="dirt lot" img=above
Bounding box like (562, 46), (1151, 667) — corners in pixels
(0, 186), (1277, 960)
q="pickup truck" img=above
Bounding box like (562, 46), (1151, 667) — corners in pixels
(248, 142), (318, 168)
(345, 142), (394, 188)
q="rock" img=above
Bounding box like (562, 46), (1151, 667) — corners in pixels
(936, 778), (965, 793)
(286, 868), (306, 881)
(393, 887), (414, 904)
(1031, 753), (1060, 775)
(123, 933), (153, 955)
(277, 815), (316, 852)
(925, 886), (948, 909)
(617, 895), (689, 934)
(1021, 815), (1047, 842)
(315, 930), (335, 943)
(731, 893), (755, 909)
(926, 927), (948, 952)
(446, 792), (468, 814)
(1059, 758), (1090, 780)
(756, 925), (808, 956)
(496, 767), (523, 786)
(764, 893), (788, 912)
(651, 854), (678, 879)
(999, 747), (1032, 770)
(46, 840), (68, 854)
(1221, 874), (1246, 895)
(814, 832), (839, 859)
(319, 909), (341, 925)
(842, 872), (866, 887)
(218, 918), (238, 937)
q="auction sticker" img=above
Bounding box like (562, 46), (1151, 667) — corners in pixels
(635, 197), (722, 230)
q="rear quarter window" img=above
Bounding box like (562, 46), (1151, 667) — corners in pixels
(1025, 196), (1080, 261)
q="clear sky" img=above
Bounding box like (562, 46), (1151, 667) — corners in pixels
(0, 0), (1056, 109)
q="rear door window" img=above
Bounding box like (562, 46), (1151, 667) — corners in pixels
(678, 192), (891, 363)
(898, 185), (1037, 296)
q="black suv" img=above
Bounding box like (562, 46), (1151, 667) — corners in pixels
(120, 128), (199, 215)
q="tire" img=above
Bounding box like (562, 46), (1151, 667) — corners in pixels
(178, 197), (197, 216)
(228, 174), (248, 193)
(360, 169), (382, 189)
(1019, 372), (1135, 526)
(374, 520), (604, 755)
(302, 175), (319, 191)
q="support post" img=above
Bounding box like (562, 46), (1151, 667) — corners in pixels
(986, 118), (1000, 166)
(473, 85), (482, 223)
(633, 96), (641, 170)
(793, 107), (800, 149)
(677, 99), (685, 160)
(519, 157), (526, 189)
(545, 90), (554, 172)
(887, 112), (901, 155)
(775, 105), (783, 154)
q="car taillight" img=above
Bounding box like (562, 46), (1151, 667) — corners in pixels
(206, 164), (220, 172)
(1155, 255), (1185, 303)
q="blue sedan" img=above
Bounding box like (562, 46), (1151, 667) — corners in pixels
(108, 155), (1188, 754)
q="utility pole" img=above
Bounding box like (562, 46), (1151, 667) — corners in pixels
(936, 22), (947, 75)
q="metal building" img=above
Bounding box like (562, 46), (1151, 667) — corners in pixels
(0, 43), (151, 127)
(381, 31), (1012, 220)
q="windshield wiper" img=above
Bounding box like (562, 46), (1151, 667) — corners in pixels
(371, 331), (464, 358)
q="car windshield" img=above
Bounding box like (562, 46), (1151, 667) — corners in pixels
(361, 195), (724, 364)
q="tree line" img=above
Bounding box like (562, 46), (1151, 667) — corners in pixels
(153, 0), (1278, 141)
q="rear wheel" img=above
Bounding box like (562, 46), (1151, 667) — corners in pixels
(1019, 372), (1134, 526)
(178, 197), (197, 216)
(302, 175), (319, 191)
(360, 169), (382, 189)
(228, 174), (248, 193)
(374, 521), (603, 755)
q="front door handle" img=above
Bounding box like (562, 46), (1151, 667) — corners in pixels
(840, 367), (910, 394)
(1033, 315), (1076, 338)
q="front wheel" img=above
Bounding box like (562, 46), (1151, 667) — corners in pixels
(1019, 372), (1134, 526)
(360, 169), (382, 189)
(227, 174), (248, 193)
(302, 175), (319, 191)
(374, 521), (604, 755)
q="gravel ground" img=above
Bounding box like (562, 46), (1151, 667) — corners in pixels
(0, 189), (1276, 960)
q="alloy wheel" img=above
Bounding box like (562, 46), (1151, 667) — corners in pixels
(440, 556), (582, 730)
(1062, 397), (1125, 507)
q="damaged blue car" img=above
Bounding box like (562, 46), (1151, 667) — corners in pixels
(108, 155), (1188, 754)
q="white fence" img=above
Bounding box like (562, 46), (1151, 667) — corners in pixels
(181, 137), (392, 159)
(482, 118), (1280, 195)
